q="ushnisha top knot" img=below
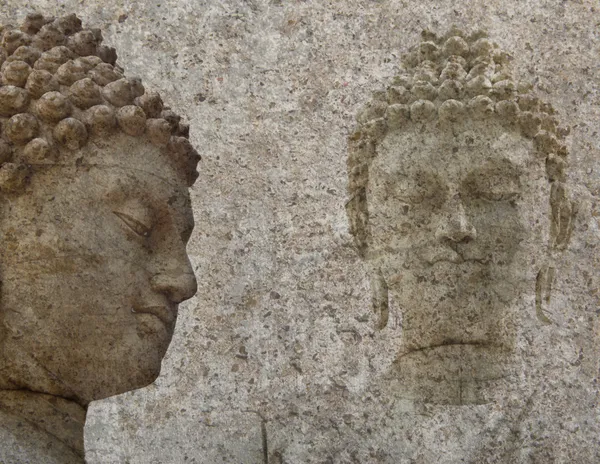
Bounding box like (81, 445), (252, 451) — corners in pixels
(0, 13), (200, 193)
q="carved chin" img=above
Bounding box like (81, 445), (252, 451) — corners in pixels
(126, 342), (172, 392)
(87, 334), (172, 402)
(93, 357), (164, 401)
(129, 363), (163, 392)
(392, 343), (518, 405)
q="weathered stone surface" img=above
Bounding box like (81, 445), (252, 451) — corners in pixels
(0, 12), (199, 464)
(2, 1), (599, 463)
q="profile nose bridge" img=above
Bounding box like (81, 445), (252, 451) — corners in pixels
(435, 194), (477, 243)
(151, 246), (198, 303)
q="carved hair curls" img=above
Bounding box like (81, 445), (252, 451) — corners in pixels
(0, 13), (200, 193)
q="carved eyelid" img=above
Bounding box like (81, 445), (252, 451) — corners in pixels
(463, 183), (520, 202)
(113, 211), (153, 237)
(388, 171), (446, 204)
(463, 167), (522, 201)
(388, 185), (425, 205)
(478, 190), (520, 201)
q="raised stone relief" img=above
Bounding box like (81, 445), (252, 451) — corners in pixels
(0, 13), (200, 463)
(346, 28), (575, 405)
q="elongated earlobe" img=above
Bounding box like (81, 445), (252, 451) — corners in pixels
(537, 181), (575, 324)
(371, 269), (389, 330)
(535, 265), (555, 325)
(549, 181), (577, 250)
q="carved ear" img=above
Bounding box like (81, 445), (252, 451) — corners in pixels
(535, 265), (555, 325)
(370, 269), (389, 330)
(345, 188), (369, 257)
(549, 181), (577, 249)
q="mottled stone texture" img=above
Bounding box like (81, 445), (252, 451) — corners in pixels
(2, 1), (599, 463)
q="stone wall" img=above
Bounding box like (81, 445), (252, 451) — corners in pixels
(2, 1), (599, 462)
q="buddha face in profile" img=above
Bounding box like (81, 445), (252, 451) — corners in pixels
(0, 13), (200, 406)
(347, 29), (573, 404)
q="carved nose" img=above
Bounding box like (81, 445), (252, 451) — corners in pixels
(151, 269), (197, 303)
(435, 200), (477, 243)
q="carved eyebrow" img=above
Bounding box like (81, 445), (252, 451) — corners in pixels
(465, 157), (524, 179)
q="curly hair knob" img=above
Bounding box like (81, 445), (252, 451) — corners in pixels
(0, 86), (30, 116)
(116, 105), (147, 136)
(53, 117), (88, 150)
(69, 78), (103, 109)
(5, 113), (40, 145)
(85, 104), (117, 136)
(146, 118), (172, 146)
(36, 91), (73, 122)
(1, 60), (32, 87)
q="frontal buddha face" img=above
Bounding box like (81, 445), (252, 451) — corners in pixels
(366, 119), (550, 401)
(0, 134), (197, 404)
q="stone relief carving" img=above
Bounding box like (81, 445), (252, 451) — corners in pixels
(346, 28), (576, 405)
(0, 13), (200, 463)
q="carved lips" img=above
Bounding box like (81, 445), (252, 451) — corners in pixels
(417, 243), (488, 266)
(132, 303), (177, 327)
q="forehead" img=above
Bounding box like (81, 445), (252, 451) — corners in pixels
(0, 146), (194, 267)
(373, 119), (535, 178)
(80, 133), (183, 185)
(2, 136), (193, 229)
(71, 134), (189, 202)
(97, 165), (191, 208)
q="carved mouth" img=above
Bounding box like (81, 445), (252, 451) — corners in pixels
(429, 255), (489, 265)
(131, 305), (176, 326)
(398, 340), (495, 359)
(424, 249), (489, 266)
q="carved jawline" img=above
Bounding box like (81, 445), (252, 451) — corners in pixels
(425, 255), (490, 266)
(396, 341), (502, 361)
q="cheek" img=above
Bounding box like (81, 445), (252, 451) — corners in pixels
(468, 201), (528, 259)
(367, 199), (433, 250)
(53, 212), (158, 281)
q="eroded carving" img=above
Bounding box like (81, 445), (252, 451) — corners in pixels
(346, 28), (574, 405)
(0, 13), (200, 463)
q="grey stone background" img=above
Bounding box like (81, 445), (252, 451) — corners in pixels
(1, 0), (599, 462)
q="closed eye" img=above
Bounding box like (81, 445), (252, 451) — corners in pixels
(386, 171), (447, 205)
(113, 211), (152, 238)
(462, 158), (523, 203)
(479, 191), (520, 202)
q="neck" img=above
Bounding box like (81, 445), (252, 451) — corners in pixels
(0, 389), (86, 461)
